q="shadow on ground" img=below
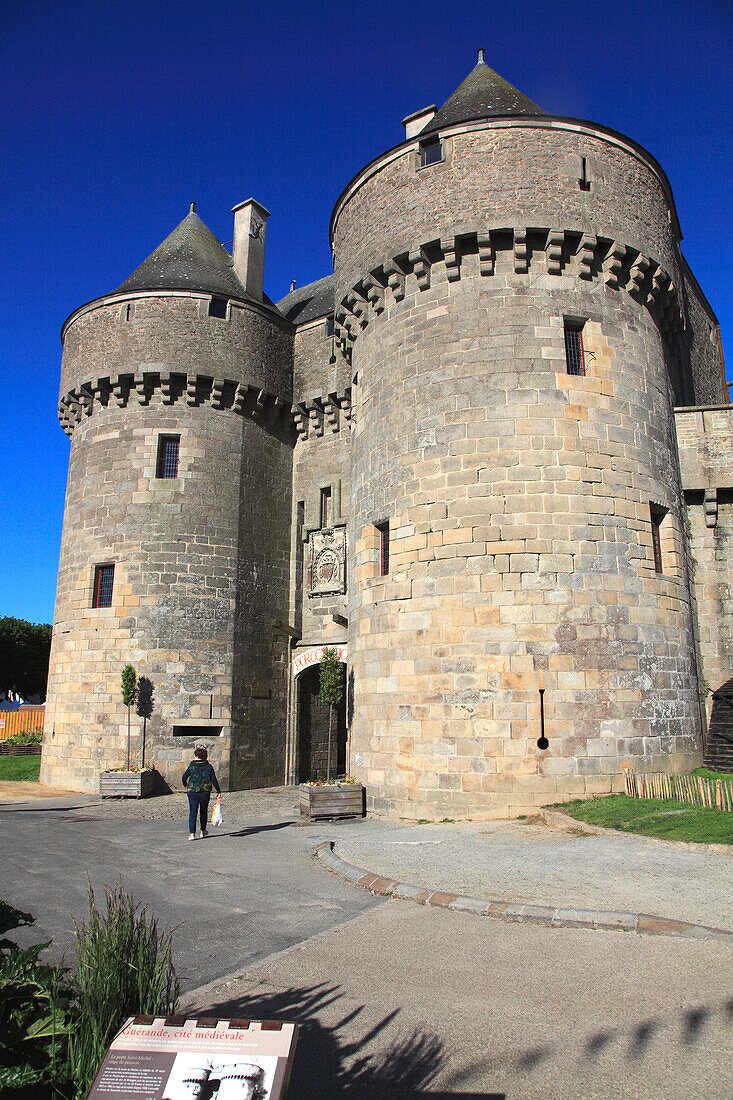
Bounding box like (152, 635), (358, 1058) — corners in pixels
(186, 981), (733, 1098)
(185, 981), (505, 1099)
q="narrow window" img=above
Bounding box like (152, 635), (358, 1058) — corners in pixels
(419, 137), (442, 167)
(319, 486), (332, 528)
(377, 521), (390, 576)
(325, 314), (335, 336)
(579, 157), (591, 191)
(564, 320), (585, 376)
(209, 297), (228, 318)
(650, 505), (664, 574)
(156, 435), (180, 479)
(93, 564), (115, 608)
(125, 303), (132, 321)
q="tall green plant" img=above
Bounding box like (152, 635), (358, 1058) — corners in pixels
(319, 647), (344, 781)
(68, 884), (178, 1098)
(0, 900), (72, 1097)
(120, 665), (137, 770)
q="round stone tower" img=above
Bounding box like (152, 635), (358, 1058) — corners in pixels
(333, 58), (703, 817)
(41, 201), (294, 792)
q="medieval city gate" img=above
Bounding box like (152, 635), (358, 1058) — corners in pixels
(292, 647), (347, 782)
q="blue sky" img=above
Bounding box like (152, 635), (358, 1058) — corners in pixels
(2, 0), (731, 625)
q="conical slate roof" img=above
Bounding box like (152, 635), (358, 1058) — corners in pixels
(277, 274), (335, 324)
(421, 59), (547, 135)
(114, 209), (248, 299)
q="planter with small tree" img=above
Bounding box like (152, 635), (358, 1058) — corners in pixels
(300, 648), (364, 820)
(100, 665), (157, 797)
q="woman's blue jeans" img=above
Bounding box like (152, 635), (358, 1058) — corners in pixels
(187, 791), (210, 833)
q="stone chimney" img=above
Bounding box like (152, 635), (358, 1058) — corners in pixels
(231, 198), (271, 299)
(401, 105), (437, 140)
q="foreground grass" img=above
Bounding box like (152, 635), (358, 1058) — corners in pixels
(0, 754), (41, 782)
(552, 793), (733, 845)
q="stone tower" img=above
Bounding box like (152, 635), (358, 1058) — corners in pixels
(331, 57), (721, 817)
(41, 202), (294, 792)
(42, 58), (730, 814)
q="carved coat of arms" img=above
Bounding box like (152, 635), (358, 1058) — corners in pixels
(308, 526), (346, 596)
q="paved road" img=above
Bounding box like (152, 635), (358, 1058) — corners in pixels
(184, 903), (733, 1099)
(0, 796), (380, 991)
(4, 788), (733, 1097)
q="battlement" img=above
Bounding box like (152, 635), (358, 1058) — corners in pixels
(334, 227), (684, 363)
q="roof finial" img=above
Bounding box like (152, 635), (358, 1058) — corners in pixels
(290, 280), (296, 292)
(189, 201), (196, 213)
(477, 48), (485, 64)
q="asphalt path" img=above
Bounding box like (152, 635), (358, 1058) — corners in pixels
(0, 801), (380, 991)
(185, 902), (733, 1099)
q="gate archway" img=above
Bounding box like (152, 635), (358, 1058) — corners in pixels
(295, 663), (347, 783)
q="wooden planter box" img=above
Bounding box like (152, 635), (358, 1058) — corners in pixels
(100, 769), (156, 798)
(300, 782), (364, 820)
(0, 743), (42, 755)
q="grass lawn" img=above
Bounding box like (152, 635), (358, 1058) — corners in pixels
(692, 767), (733, 782)
(552, 793), (733, 845)
(0, 754), (41, 782)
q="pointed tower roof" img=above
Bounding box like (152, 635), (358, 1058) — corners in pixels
(420, 54), (547, 135)
(114, 205), (248, 299)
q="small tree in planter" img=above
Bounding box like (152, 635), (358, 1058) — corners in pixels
(121, 664), (137, 770)
(319, 647), (344, 781)
(136, 676), (154, 770)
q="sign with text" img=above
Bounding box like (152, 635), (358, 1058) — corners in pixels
(291, 645), (347, 679)
(86, 1015), (298, 1100)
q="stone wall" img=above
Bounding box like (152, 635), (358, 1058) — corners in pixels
(675, 406), (733, 735)
(42, 294), (294, 793)
(332, 122), (684, 299)
(337, 120), (702, 818)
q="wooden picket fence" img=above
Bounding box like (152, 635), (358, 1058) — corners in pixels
(0, 706), (44, 740)
(624, 769), (733, 812)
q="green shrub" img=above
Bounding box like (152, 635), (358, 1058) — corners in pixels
(4, 730), (43, 746)
(0, 900), (72, 1098)
(68, 884), (179, 1098)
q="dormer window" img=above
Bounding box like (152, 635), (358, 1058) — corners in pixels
(209, 297), (228, 319)
(419, 137), (442, 167)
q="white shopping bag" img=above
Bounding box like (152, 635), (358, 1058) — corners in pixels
(211, 794), (223, 827)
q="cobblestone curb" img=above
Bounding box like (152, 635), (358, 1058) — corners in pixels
(315, 841), (733, 941)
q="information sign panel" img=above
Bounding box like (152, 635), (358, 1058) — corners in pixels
(86, 1015), (298, 1100)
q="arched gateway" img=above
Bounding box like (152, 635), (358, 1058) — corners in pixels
(292, 647), (348, 783)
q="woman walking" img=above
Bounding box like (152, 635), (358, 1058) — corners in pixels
(182, 746), (221, 840)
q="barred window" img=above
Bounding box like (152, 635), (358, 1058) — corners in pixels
(156, 436), (179, 479)
(564, 320), (585, 376)
(93, 564), (114, 608)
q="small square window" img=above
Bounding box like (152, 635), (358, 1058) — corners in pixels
(93, 564), (114, 608)
(419, 138), (442, 167)
(564, 320), (585, 376)
(376, 522), (390, 576)
(156, 435), (180, 479)
(209, 297), (228, 319)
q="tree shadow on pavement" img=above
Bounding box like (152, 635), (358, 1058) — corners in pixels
(185, 981), (504, 1099)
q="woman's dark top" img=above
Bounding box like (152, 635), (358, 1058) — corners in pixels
(182, 759), (221, 794)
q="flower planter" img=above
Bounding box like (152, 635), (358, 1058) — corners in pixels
(100, 769), (156, 798)
(299, 781), (364, 820)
